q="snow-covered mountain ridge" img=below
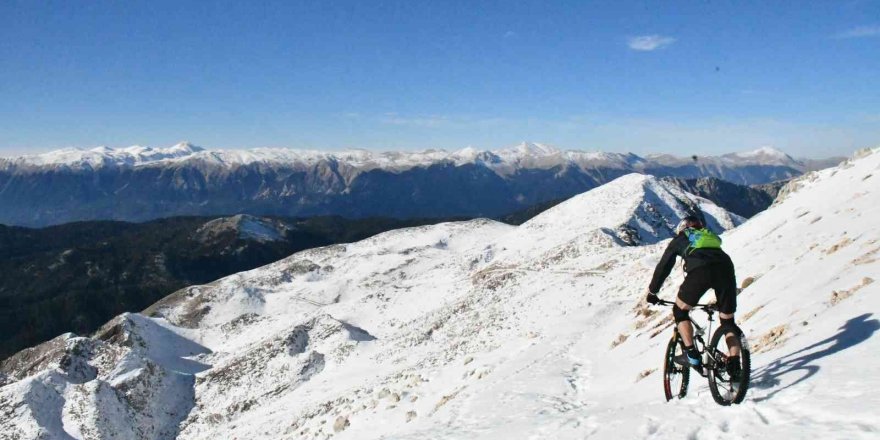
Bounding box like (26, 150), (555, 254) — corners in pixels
(0, 141), (838, 228)
(2, 148), (878, 439)
(1, 143), (206, 170)
(1, 142), (809, 172)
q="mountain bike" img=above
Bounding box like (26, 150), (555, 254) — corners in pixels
(654, 299), (751, 405)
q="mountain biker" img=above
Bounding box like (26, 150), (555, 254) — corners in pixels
(645, 215), (742, 379)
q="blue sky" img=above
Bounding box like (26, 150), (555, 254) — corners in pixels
(1, 1), (878, 158)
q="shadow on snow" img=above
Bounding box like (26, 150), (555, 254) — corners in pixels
(751, 313), (880, 402)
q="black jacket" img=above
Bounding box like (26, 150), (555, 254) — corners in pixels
(649, 233), (732, 293)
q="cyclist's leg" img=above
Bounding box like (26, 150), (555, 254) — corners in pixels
(675, 298), (694, 347)
(713, 257), (741, 357)
(676, 267), (712, 347)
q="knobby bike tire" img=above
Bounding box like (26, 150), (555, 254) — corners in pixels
(707, 326), (751, 405)
(663, 332), (689, 401)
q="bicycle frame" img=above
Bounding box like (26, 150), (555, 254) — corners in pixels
(655, 297), (751, 405)
(658, 300), (727, 375)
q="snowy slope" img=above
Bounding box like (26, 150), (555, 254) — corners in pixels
(1, 149), (878, 439)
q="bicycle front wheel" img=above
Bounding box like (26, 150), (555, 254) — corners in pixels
(663, 332), (689, 401)
(707, 326), (751, 405)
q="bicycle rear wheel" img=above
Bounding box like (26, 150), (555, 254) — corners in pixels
(707, 326), (751, 405)
(663, 332), (690, 401)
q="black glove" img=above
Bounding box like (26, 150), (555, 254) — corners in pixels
(646, 293), (660, 305)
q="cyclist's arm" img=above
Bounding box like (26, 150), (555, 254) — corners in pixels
(649, 234), (686, 293)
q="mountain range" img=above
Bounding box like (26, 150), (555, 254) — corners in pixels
(0, 143), (842, 227)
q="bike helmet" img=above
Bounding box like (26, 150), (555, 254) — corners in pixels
(674, 215), (703, 235)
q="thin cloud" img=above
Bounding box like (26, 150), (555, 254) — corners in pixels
(835, 25), (880, 39)
(740, 89), (763, 95)
(379, 114), (508, 129)
(381, 114), (451, 128)
(627, 35), (676, 51)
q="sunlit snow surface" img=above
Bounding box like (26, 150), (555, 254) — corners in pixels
(1, 149), (878, 439)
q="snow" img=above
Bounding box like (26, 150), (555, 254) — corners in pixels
(2, 149), (879, 439)
(237, 217), (286, 242)
(644, 147), (801, 169)
(2, 142), (204, 169)
(733, 146), (791, 159)
(195, 215), (290, 243)
(494, 142), (562, 159)
(1, 141), (809, 175)
(497, 173), (742, 260)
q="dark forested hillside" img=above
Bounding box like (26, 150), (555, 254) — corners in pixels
(0, 215), (462, 359)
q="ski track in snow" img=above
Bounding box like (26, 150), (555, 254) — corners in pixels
(1, 148), (878, 440)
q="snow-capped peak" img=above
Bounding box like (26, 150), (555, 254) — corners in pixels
(452, 146), (480, 159)
(502, 173), (743, 257)
(497, 141), (561, 158)
(3, 142), (205, 169)
(740, 146), (788, 157)
(725, 146), (797, 165)
(168, 141), (204, 154)
(516, 141), (560, 156)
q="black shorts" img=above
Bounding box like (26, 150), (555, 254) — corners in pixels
(678, 259), (737, 314)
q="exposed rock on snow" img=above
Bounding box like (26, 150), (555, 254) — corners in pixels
(333, 415), (349, 432)
(829, 277), (874, 306)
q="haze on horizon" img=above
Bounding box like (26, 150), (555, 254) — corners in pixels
(1, 1), (878, 159)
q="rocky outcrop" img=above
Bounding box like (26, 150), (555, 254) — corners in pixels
(661, 176), (786, 218)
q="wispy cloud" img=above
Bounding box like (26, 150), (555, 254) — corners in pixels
(381, 113), (451, 128)
(834, 25), (880, 39)
(626, 35), (676, 51)
(379, 113), (508, 129)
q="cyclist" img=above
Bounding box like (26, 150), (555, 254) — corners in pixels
(646, 215), (742, 379)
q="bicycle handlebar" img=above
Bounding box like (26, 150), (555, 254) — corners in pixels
(653, 298), (717, 310)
